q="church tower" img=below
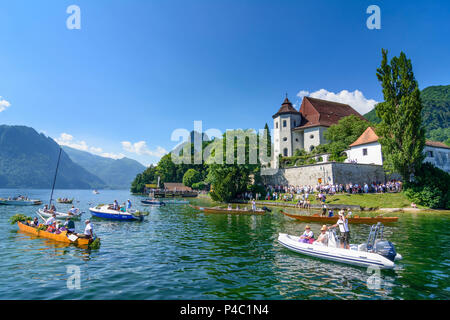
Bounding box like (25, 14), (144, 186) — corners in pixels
(272, 96), (302, 168)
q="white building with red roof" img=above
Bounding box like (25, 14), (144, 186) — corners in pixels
(272, 96), (365, 167)
(346, 127), (450, 173)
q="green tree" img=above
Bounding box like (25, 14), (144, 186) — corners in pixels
(205, 130), (261, 202)
(323, 114), (370, 161)
(375, 49), (425, 181)
(182, 168), (202, 187)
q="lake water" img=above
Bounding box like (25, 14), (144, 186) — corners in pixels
(0, 189), (448, 300)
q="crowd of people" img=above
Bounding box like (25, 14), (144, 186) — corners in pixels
(264, 180), (402, 200)
(25, 213), (94, 240)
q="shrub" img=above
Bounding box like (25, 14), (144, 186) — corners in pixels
(403, 162), (450, 209)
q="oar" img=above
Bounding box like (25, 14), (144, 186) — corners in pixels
(35, 210), (47, 223)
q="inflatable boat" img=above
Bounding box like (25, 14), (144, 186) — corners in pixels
(278, 223), (402, 269)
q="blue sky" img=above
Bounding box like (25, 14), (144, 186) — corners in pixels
(0, 0), (449, 166)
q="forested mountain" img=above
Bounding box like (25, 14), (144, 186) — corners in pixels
(0, 125), (106, 189)
(62, 146), (145, 189)
(363, 85), (450, 145)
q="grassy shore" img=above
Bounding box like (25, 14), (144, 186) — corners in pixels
(258, 192), (426, 209)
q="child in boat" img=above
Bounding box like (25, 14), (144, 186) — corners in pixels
(46, 222), (57, 233)
(299, 225), (314, 243)
(32, 217), (39, 227)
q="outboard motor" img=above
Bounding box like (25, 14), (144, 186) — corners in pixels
(374, 240), (397, 262)
(367, 223), (398, 262)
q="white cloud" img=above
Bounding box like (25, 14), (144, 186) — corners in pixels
(121, 141), (167, 158)
(100, 152), (125, 160)
(54, 133), (124, 160)
(55, 133), (89, 151)
(0, 97), (11, 112)
(296, 89), (378, 115)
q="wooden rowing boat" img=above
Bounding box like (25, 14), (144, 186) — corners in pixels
(17, 221), (93, 246)
(189, 205), (265, 215)
(280, 210), (398, 224)
(57, 198), (73, 204)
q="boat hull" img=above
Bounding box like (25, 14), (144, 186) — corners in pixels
(89, 206), (143, 221)
(0, 199), (42, 206)
(278, 233), (395, 269)
(38, 209), (81, 221)
(17, 221), (92, 246)
(141, 199), (165, 206)
(280, 211), (398, 224)
(190, 205), (265, 215)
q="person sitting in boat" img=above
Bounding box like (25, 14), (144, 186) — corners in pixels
(64, 217), (76, 233)
(50, 204), (56, 213)
(31, 217), (40, 227)
(45, 213), (57, 226)
(43, 204), (49, 213)
(46, 221), (57, 233)
(299, 225), (314, 243)
(227, 204), (232, 210)
(68, 205), (78, 215)
(331, 212), (350, 249)
(314, 225), (329, 246)
(78, 219), (93, 239)
(328, 209), (334, 217)
(113, 200), (119, 210)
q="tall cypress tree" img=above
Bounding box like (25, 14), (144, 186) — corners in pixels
(263, 123), (271, 159)
(375, 49), (425, 181)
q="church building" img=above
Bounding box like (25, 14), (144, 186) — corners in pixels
(272, 96), (365, 167)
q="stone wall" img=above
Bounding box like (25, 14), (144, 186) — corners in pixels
(262, 162), (390, 186)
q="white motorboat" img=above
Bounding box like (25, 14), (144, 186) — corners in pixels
(278, 223), (402, 269)
(89, 204), (146, 221)
(37, 208), (82, 221)
(0, 197), (42, 206)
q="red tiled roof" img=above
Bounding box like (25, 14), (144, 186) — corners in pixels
(349, 127), (379, 147)
(272, 97), (300, 118)
(425, 140), (450, 149)
(293, 97), (366, 130)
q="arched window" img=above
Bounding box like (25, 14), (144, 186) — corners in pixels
(283, 148), (288, 157)
(310, 145), (314, 152)
(276, 122), (278, 129)
(283, 120), (287, 127)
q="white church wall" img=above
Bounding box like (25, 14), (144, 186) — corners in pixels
(346, 142), (383, 165)
(303, 127), (324, 152)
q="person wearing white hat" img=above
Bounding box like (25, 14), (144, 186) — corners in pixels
(83, 219), (93, 239)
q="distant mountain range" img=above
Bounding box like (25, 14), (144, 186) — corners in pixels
(0, 125), (145, 189)
(364, 85), (450, 145)
(63, 146), (145, 189)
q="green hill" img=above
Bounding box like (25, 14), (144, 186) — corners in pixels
(62, 146), (145, 189)
(0, 125), (106, 189)
(363, 85), (450, 145)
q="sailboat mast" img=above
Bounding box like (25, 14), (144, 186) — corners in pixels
(49, 147), (62, 207)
